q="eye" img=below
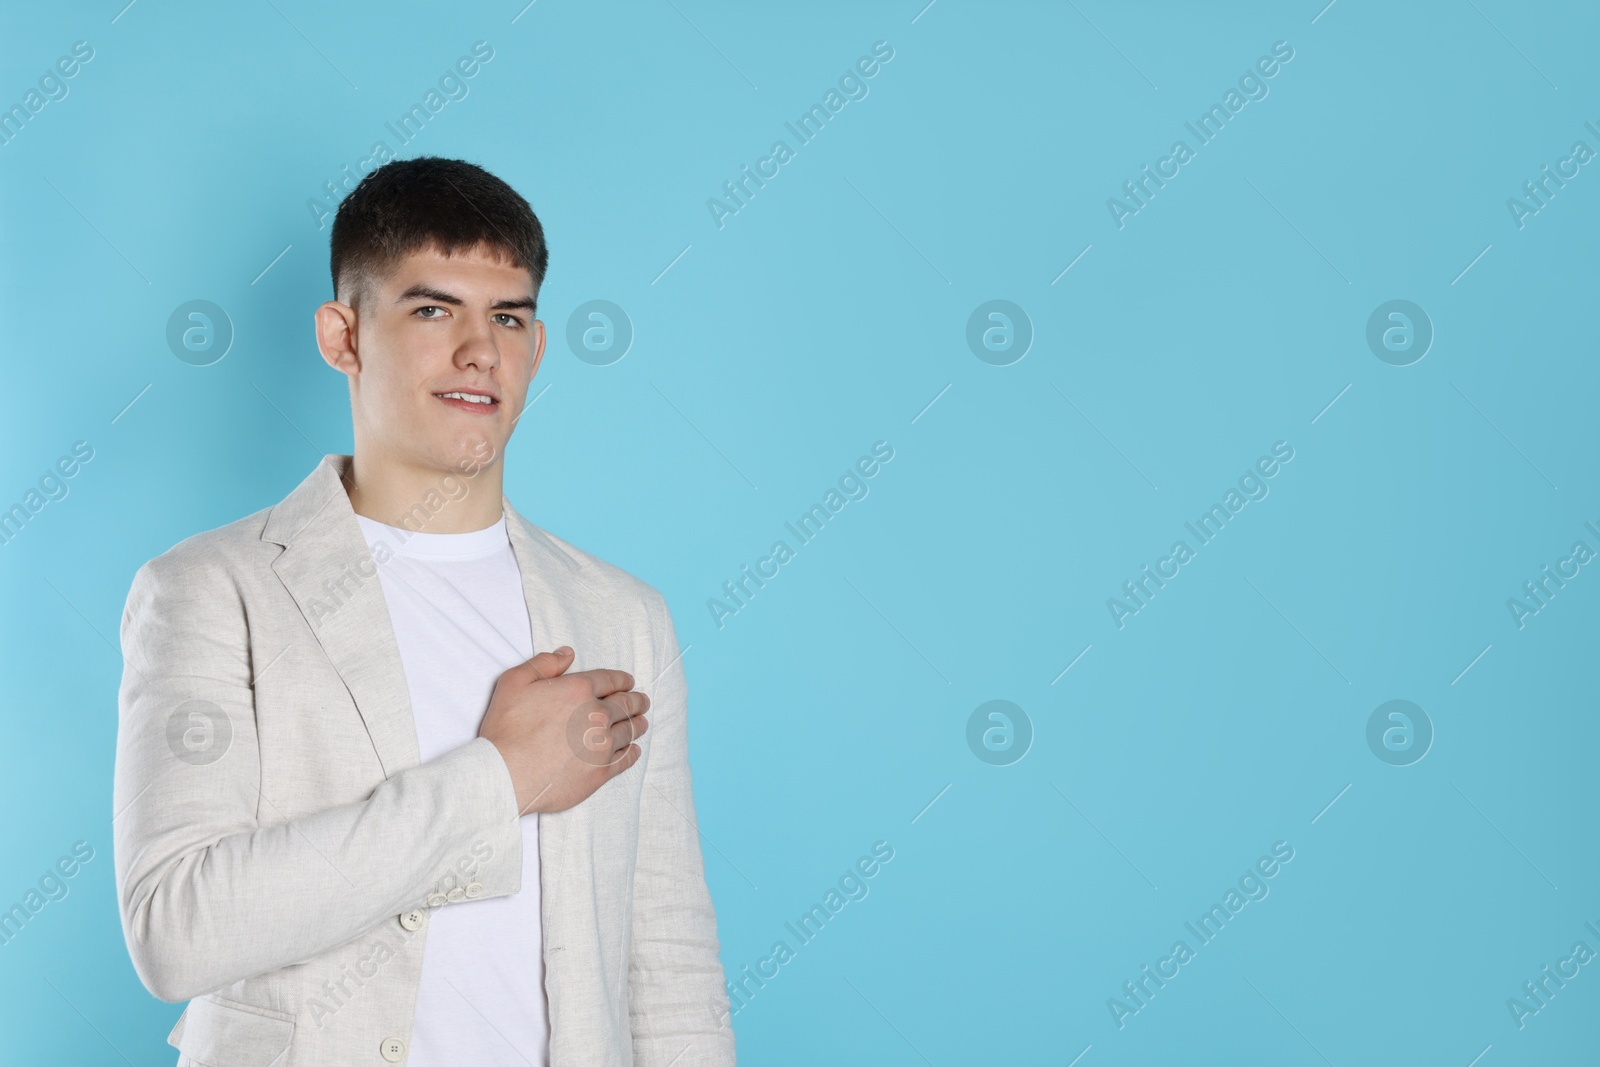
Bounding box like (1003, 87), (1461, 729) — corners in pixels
(493, 313), (524, 328)
(414, 305), (447, 319)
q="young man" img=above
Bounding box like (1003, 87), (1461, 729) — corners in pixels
(112, 157), (736, 1066)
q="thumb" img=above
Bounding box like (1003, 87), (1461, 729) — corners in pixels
(526, 645), (575, 680)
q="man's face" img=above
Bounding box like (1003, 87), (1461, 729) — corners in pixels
(333, 241), (545, 478)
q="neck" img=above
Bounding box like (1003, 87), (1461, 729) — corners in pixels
(344, 450), (506, 534)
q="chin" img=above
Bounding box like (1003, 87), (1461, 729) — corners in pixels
(440, 437), (501, 475)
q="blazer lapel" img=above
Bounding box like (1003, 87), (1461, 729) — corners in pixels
(500, 489), (585, 661)
(262, 454), (421, 778)
(503, 493), (624, 1056)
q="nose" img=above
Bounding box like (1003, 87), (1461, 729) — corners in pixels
(455, 326), (501, 373)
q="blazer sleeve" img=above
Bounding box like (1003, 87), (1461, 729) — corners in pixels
(112, 550), (526, 1004)
(628, 590), (737, 1065)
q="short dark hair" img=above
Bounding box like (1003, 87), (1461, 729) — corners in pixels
(329, 156), (549, 314)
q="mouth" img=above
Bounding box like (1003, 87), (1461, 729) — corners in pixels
(433, 390), (499, 415)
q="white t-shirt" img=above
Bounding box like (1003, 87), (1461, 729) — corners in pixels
(355, 511), (549, 1066)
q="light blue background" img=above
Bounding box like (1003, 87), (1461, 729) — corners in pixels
(3, 1), (1598, 1064)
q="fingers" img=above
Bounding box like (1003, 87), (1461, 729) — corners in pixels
(604, 743), (641, 776)
(580, 667), (636, 699)
(516, 655), (636, 699)
(599, 689), (649, 725)
(607, 712), (648, 752)
(521, 646), (575, 681)
(588, 694), (647, 756)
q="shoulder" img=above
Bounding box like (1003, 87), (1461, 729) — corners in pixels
(125, 504), (279, 606)
(118, 507), (284, 670)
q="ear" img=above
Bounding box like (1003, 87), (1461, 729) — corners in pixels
(315, 300), (360, 376)
(527, 317), (547, 380)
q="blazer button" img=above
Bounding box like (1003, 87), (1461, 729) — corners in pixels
(446, 887), (466, 903)
(427, 893), (448, 908)
(399, 909), (426, 931)
(464, 881), (484, 899)
(380, 1035), (407, 1062)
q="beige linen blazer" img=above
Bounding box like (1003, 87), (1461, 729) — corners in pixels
(112, 454), (736, 1067)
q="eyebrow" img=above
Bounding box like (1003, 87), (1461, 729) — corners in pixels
(394, 283), (536, 312)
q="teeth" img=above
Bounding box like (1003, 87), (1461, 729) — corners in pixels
(439, 392), (493, 404)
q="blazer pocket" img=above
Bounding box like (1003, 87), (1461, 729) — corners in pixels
(173, 995), (295, 1067)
